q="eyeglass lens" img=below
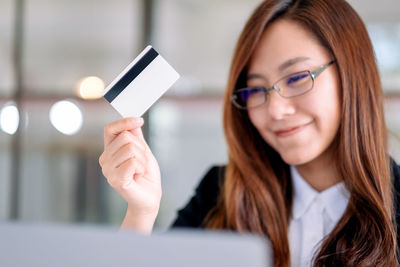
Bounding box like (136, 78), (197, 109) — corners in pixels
(234, 71), (313, 108)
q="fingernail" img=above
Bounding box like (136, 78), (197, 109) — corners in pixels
(131, 117), (144, 123)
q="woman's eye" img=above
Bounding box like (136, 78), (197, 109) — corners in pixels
(286, 73), (309, 86)
(251, 87), (265, 93)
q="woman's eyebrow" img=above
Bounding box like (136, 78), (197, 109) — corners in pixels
(278, 56), (310, 72)
(247, 73), (266, 81)
(247, 56), (311, 82)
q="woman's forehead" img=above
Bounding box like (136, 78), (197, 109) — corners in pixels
(247, 19), (331, 77)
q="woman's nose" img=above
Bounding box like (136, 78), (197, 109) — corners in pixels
(266, 90), (296, 120)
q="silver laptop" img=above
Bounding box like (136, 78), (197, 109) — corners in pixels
(0, 223), (272, 267)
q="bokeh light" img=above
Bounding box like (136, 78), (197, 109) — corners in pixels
(76, 76), (105, 100)
(49, 100), (83, 135)
(0, 103), (20, 135)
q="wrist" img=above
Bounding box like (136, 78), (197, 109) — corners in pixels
(120, 206), (158, 235)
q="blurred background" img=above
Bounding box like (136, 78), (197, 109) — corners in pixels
(0, 0), (399, 231)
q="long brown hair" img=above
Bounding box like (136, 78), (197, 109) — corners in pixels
(204, 0), (397, 266)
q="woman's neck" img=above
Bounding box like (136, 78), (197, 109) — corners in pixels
(295, 148), (342, 192)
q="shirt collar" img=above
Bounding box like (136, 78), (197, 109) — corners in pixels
(291, 165), (350, 221)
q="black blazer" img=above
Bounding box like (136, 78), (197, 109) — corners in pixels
(171, 160), (400, 245)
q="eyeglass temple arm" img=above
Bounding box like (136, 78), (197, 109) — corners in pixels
(310, 60), (336, 79)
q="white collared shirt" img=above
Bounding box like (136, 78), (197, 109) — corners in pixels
(288, 165), (350, 267)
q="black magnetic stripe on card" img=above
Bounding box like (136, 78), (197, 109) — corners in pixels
(104, 48), (159, 102)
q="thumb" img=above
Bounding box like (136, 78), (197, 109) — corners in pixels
(129, 126), (148, 148)
(127, 115), (145, 139)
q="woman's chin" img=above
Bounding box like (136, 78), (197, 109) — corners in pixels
(279, 151), (314, 166)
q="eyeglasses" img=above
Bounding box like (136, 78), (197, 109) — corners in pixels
(231, 60), (336, 109)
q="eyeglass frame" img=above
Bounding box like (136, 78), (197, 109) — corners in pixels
(231, 60), (336, 110)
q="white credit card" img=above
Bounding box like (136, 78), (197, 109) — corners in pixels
(103, 45), (180, 118)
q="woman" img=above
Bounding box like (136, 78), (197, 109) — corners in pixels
(99, 0), (400, 266)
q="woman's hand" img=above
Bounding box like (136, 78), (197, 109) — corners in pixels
(99, 117), (161, 232)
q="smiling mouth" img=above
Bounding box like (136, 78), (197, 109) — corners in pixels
(274, 122), (312, 138)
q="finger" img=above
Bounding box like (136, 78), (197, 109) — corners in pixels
(129, 126), (147, 146)
(114, 157), (146, 184)
(104, 117), (144, 147)
(99, 152), (105, 167)
(111, 142), (147, 170)
(107, 131), (146, 158)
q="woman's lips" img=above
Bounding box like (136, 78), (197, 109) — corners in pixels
(274, 122), (311, 138)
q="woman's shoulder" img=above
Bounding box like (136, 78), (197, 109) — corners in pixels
(391, 158), (400, 177)
(391, 158), (400, 196)
(195, 165), (226, 195)
(391, 158), (400, 204)
(170, 165), (226, 228)
(185, 165), (226, 210)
